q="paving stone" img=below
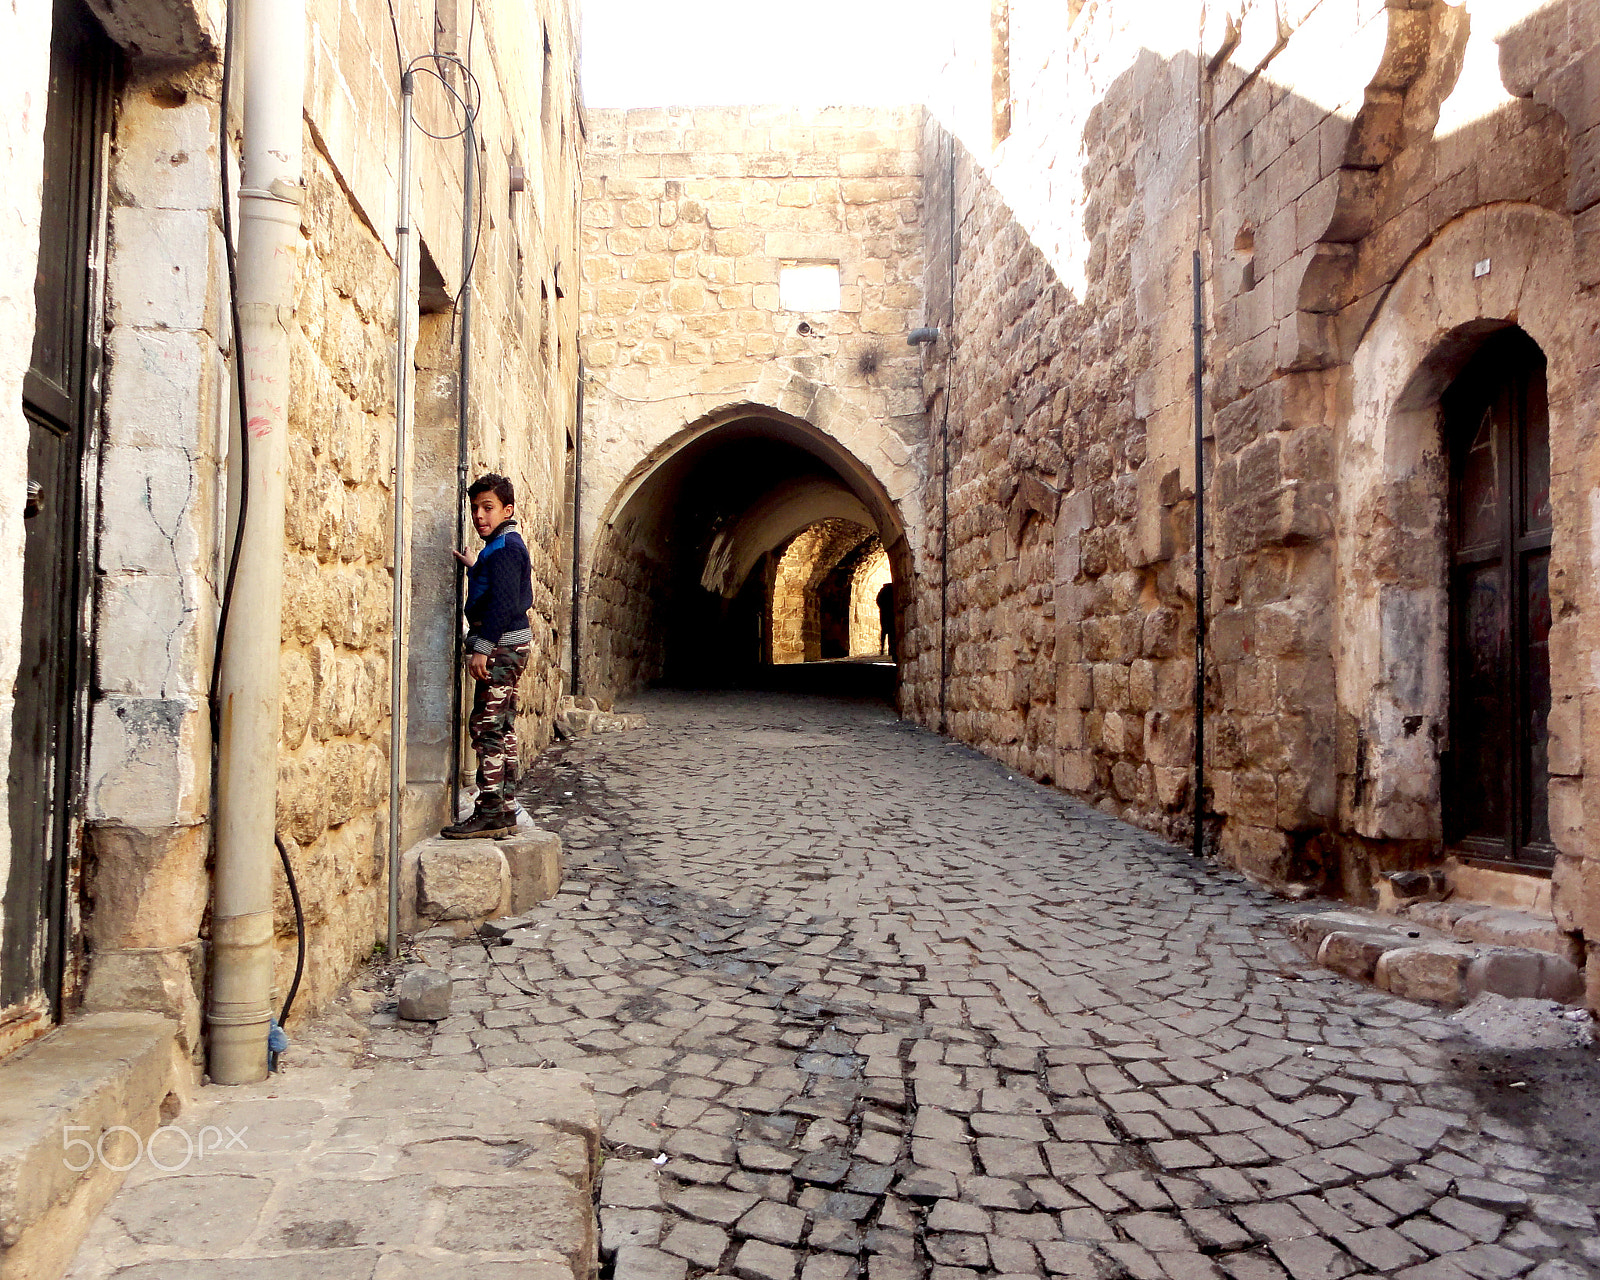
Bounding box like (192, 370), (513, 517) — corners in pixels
(927, 1233), (990, 1268)
(735, 1239), (801, 1280)
(740, 1143), (799, 1172)
(737, 1202), (808, 1245)
(604, 1208), (666, 1256)
(928, 1200), (993, 1233)
(897, 1167), (960, 1201)
(1036, 1241), (1116, 1278)
(1334, 1227), (1424, 1271)
(807, 1217), (864, 1254)
(986, 1236), (1039, 1275)
(663, 1220), (732, 1268)
(668, 1185), (761, 1225)
(1527, 1195), (1595, 1230)
(615, 1245), (691, 1280)
(793, 1149), (852, 1186)
(802, 1254), (859, 1280)
(1119, 1211), (1193, 1251)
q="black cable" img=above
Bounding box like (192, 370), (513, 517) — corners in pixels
(209, 1), (250, 743)
(276, 834), (306, 1025)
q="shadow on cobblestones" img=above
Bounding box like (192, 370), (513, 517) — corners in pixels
(421, 691), (1598, 1280)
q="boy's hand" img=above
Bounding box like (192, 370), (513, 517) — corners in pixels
(468, 653), (490, 681)
(453, 547), (477, 567)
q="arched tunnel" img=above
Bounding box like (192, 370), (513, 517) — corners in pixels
(583, 409), (913, 699)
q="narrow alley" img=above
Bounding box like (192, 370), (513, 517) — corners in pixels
(385, 695), (1597, 1277)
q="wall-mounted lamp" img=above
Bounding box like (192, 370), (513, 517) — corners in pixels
(907, 326), (940, 346)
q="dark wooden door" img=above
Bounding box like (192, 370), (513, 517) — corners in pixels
(2, 0), (112, 1039)
(1444, 328), (1554, 869)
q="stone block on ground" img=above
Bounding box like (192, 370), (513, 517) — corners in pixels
(1374, 942), (1476, 1004)
(1406, 900), (1585, 964)
(499, 828), (564, 912)
(415, 837), (509, 923)
(0, 1012), (182, 1280)
(396, 967), (453, 1021)
(555, 695), (646, 739)
(1466, 947), (1584, 1003)
(1286, 911), (1394, 959)
(1317, 928), (1420, 982)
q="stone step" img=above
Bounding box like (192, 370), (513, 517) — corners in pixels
(1287, 908), (1584, 1006)
(399, 827), (563, 935)
(0, 1012), (183, 1280)
(1399, 899), (1584, 964)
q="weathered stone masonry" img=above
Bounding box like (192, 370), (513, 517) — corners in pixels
(579, 106), (931, 701)
(904, 0), (1600, 1007)
(1, 0), (581, 1064)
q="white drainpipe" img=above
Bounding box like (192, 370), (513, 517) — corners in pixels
(209, 0), (305, 1085)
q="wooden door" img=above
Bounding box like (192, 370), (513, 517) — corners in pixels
(2, 0), (113, 1043)
(1444, 328), (1554, 869)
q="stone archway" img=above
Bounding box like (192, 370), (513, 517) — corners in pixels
(581, 400), (921, 700)
(1335, 203), (1577, 858)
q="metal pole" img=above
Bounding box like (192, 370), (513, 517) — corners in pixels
(569, 366), (583, 696)
(449, 122), (476, 823)
(939, 129), (956, 736)
(386, 73), (414, 956)
(1192, 23), (1209, 861)
(211, 0), (305, 1085)
(1192, 249), (1206, 860)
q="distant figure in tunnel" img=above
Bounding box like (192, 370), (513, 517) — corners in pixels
(442, 473), (533, 840)
(877, 581), (896, 660)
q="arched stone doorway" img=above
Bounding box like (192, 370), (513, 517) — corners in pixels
(582, 406), (914, 698)
(1335, 204), (1576, 882)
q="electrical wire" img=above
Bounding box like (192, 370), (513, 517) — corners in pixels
(209, 4), (249, 744)
(275, 835), (306, 1024)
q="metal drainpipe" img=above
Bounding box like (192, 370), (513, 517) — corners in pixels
(938, 128), (957, 736)
(386, 73), (415, 956)
(210, 0), (306, 1085)
(569, 365), (583, 696)
(1192, 30), (1209, 860)
(1191, 251), (1206, 860)
(448, 122), (476, 823)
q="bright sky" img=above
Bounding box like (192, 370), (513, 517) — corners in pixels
(581, 0), (955, 108)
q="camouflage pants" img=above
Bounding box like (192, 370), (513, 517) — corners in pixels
(469, 643), (529, 817)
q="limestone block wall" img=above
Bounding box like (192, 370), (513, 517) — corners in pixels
(278, 0), (582, 1014)
(912, 5), (1206, 834)
(579, 107), (929, 702)
(82, 61), (228, 1056)
(917, 0), (1600, 1002)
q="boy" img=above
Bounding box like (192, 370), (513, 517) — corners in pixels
(442, 473), (534, 839)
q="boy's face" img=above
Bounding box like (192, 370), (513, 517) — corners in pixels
(471, 491), (513, 539)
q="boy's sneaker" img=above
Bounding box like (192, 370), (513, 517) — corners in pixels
(440, 810), (517, 840)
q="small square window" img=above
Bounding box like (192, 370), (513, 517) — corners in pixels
(779, 264), (841, 312)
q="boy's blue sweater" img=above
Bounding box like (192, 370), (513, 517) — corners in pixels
(465, 519), (533, 655)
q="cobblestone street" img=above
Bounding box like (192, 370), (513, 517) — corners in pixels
(395, 691), (1599, 1280)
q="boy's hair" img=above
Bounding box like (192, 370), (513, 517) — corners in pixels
(468, 473), (515, 507)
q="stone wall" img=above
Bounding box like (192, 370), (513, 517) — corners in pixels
(912, 0), (1600, 1003)
(273, 0), (582, 1015)
(769, 519), (875, 664)
(579, 106), (929, 702)
(0, 0), (581, 1061)
(82, 57), (227, 1056)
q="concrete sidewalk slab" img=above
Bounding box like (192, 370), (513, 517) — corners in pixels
(64, 1063), (599, 1280)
